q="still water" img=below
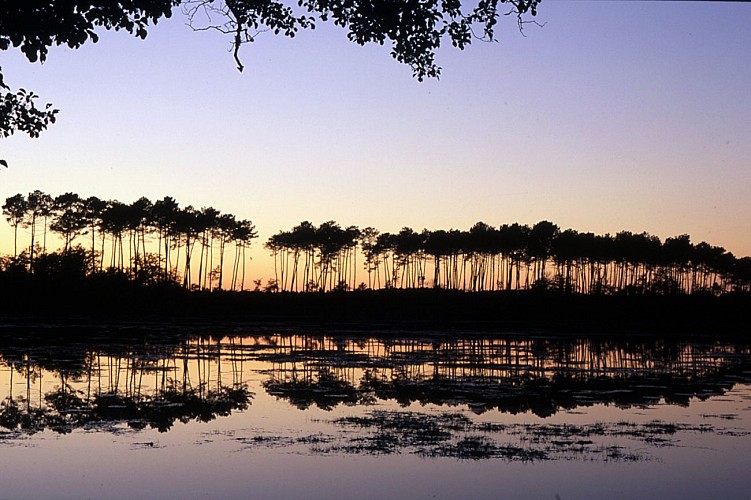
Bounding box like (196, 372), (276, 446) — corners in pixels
(0, 326), (749, 499)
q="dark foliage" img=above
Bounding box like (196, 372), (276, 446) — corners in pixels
(1, 190), (749, 330)
(268, 219), (751, 295)
(0, 1), (540, 141)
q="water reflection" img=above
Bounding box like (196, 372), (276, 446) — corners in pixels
(260, 335), (751, 415)
(0, 331), (748, 438)
(0, 330), (748, 500)
(0, 333), (253, 434)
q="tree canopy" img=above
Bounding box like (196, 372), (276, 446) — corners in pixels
(0, 0), (542, 140)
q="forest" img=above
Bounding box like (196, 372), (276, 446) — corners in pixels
(3, 190), (751, 297)
(2, 190), (257, 291)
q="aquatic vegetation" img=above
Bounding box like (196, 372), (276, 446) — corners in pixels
(224, 409), (731, 462)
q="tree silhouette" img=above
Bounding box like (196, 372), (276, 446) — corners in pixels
(197, 206), (220, 290)
(661, 235), (693, 293)
(215, 213), (237, 290)
(0, 74), (57, 144)
(528, 220), (559, 284)
(423, 229), (448, 289)
(733, 257), (751, 293)
(1, 192), (749, 295)
(266, 221), (361, 292)
(2, 194), (26, 257)
(82, 196), (107, 273)
(151, 196), (180, 281)
(360, 227), (380, 289)
(124, 197), (153, 278)
(50, 193), (88, 255)
(99, 200), (131, 272)
(230, 219), (258, 291)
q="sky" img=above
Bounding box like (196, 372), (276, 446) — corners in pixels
(1, 0), (750, 282)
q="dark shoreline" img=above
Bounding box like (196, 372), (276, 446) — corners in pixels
(1, 282), (748, 338)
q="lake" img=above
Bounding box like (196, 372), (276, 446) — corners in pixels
(0, 325), (749, 499)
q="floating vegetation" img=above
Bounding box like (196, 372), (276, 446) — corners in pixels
(131, 441), (162, 449)
(701, 413), (739, 420)
(230, 433), (339, 453)
(224, 409), (733, 462)
(603, 446), (642, 462)
(236, 434), (298, 449)
(426, 437), (549, 461)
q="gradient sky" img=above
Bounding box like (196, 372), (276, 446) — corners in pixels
(1, 1), (749, 281)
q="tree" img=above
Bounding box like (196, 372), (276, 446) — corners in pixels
(34, 191), (54, 254)
(0, 0), (172, 152)
(2, 194), (26, 257)
(25, 190), (52, 265)
(175, 205), (200, 288)
(126, 196), (154, 277)
(100, 200), (131, 271)
(83, 196), (107, 272)
(0, 0), (172, 145)
(360, 226), (380, 289)
(0, 77), (57, 140)
(0, 0), (541, 140)
(528, 220), (559, 282)
(215, 213), (237, 290)
(230, 218), (257, 290)
(151, 196), (180, 279)
(50, 193), (88, 254)
(197, 206), (220, 290)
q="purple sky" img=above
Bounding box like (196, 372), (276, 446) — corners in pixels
(1, 1), (749, 280)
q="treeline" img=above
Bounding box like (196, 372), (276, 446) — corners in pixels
(3, 191), (750, 296)
(266, 221), (751, 294)
(2, 191), (257, 290)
